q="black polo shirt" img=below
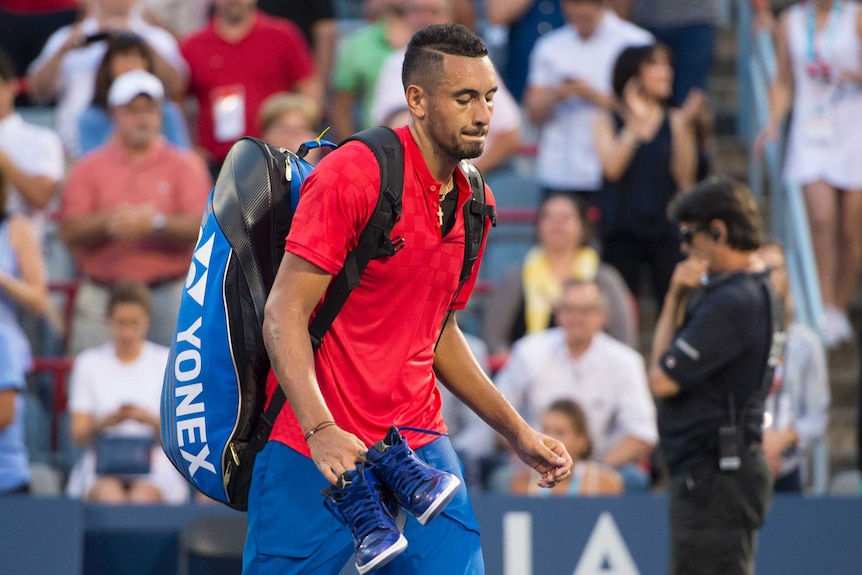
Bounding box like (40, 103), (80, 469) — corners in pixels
(657, 271), (777, 474)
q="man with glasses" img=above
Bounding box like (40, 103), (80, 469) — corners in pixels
(649, 177), (783, 575)
(492, 279), (658, 491)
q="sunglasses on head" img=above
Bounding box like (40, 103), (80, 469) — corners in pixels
(678, 224), (710, 244)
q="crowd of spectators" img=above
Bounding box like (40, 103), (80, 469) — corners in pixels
(0, 0), (848, 503)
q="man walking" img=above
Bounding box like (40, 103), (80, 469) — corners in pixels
(251, 23), (573, 575)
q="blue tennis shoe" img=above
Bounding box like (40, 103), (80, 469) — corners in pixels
(322, 464), (407, 574)
(366, 426), (461, 525)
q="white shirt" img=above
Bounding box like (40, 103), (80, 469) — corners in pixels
(68, 341), (169, 438)
(66, 340), (189, 503)
(527, 11), (652, 191)
(0, 113), (64, 237)
(28, 16), (188, 157)
(495, 328), (657, 459)
(370, 48), (522, 158)
(764, 322), (830, 477)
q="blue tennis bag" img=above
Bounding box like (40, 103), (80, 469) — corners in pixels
(160, 127), (493, 510)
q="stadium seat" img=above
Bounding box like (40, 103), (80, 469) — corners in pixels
(177, 514), (247, 575)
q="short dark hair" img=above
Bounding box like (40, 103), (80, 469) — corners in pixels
(611, 43), (672, 100)
(0, 47), (16, 83)
(402, 23), (488, 92)
(106, 282), (151, 317)
(547, 398), (592, 459)
(667, 176), (764, 251)
(93, 33), (155, 109)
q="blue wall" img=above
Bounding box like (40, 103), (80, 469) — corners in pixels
(3, 494), (861, 575)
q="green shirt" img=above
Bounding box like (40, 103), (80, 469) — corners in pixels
(332, 21), (396, 130)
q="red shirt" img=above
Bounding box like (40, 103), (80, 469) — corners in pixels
(180, 11), (315, 163)
(60, 138), (212, 283)
(0, 1), (77, 13)
(268, 126), (493, 456)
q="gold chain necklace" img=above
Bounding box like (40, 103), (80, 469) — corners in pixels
(436, 176), (455, 228)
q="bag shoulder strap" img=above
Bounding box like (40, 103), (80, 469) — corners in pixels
(263, 126), (404, 425)
(308, 126), (404, 348)
(728, 274), (786, 426)
(432, 161), (496, 351)
(457, 159), (496, 281)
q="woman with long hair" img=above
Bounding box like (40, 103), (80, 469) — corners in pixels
(758, 0), (862, 347)
(594, 42), (697, 307)
(482, 192), (638, 355)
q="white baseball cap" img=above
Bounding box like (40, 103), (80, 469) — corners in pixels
(108, 69), (164, 107)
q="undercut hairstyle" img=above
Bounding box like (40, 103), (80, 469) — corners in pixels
(547, 398), (593, 459)
(401, 23), (488, 92)
(106, 282), (152, 318)
(93, 33), (156, 109)
(667, 176), (764, 251)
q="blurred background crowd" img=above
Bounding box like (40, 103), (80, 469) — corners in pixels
(0, 0), (859, 505)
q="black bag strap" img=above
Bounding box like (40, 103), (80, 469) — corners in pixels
(307, 127), (404, 348)
(457, 159), (496, 282)
(728, 274), (786, 427)
(433, 160), (496, 350)
(261, 127), (404, 428)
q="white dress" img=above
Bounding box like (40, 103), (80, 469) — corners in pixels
(65, 341), (189, 503)
(784, 1), (862, 189)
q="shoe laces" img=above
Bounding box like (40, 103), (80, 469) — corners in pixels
(324, 470), (394, 541)
(375, 428), (445, 496)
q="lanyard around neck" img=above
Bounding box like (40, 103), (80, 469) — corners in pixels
(806, 0), (844, 63)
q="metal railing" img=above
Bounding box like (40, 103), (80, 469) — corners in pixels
(735, 0), (829, 495)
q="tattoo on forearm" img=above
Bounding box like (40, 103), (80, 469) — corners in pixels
(264, 326), (281, 373)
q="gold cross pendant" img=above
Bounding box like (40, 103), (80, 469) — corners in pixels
(436, 203), (444, 228)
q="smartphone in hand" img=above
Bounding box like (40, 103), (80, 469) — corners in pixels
(84, 32), (111, 45)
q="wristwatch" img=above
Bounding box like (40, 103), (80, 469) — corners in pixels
(151, 213), (166, 234)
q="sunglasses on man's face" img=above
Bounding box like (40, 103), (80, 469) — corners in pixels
(678, 224), (709, 245)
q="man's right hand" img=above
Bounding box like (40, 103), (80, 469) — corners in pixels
(668, 256), (709, 300)
(509, 427), (573, 489)
(307, 425), (369, 484)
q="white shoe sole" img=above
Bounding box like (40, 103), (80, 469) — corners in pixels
(356, 533), (408, 575)
(416, 475), (461, 526)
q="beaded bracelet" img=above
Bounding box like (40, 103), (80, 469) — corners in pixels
(304, 420), (337, 442)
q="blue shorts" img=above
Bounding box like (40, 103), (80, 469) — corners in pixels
(243, 435), (484, 575)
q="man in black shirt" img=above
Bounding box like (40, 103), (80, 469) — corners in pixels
(649, 177), (784, 575)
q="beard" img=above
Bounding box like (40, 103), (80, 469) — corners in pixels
(456, 138), (485, 160)
(428, 116), (486, 161)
